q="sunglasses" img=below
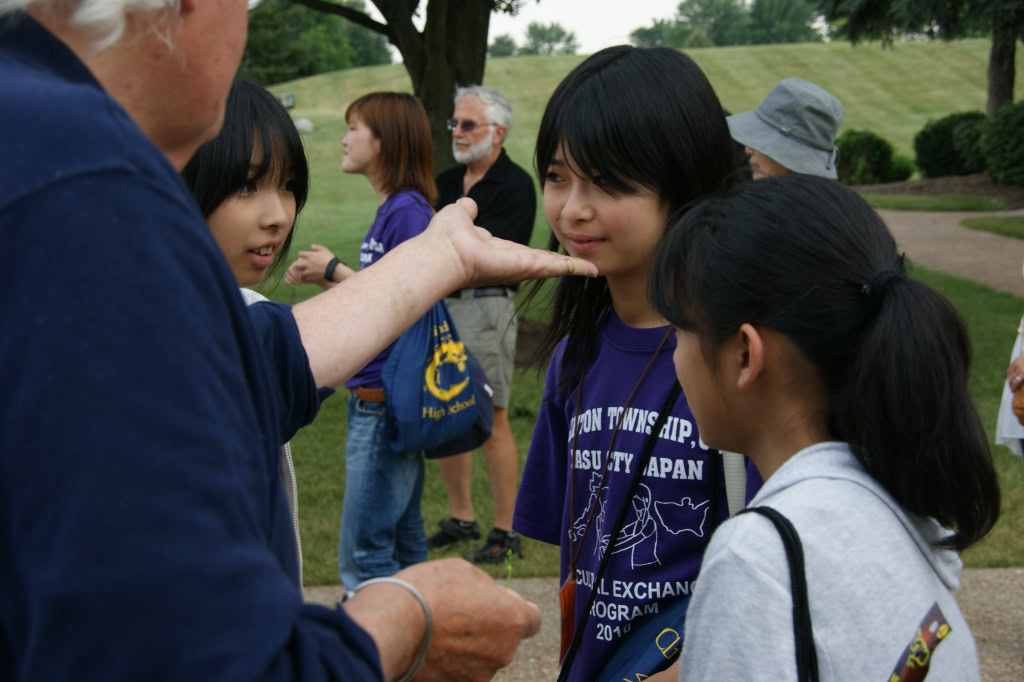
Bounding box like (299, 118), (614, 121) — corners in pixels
(446, 118), (494, 133)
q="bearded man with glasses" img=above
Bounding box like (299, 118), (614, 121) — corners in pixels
(430, 85), (537, 564)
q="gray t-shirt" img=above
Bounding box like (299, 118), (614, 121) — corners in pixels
(678, 442), (980, 681)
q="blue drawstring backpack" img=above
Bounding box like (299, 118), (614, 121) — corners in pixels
(381, 300), (492, 454)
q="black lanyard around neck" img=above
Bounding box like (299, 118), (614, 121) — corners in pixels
(558, 379), (682, 682)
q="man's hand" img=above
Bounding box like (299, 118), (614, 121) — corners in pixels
(420, 198), (596, 289)
(290, 199), (595, 388)
(345, 558), (542, 682)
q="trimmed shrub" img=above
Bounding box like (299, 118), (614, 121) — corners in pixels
(889, 153), (915, 182)
(952, 118), (986, 173)
(836, 130), (911, 185)
(685, 32), (713, 48)
(913, 111), (986, 178)
(980, 101), (1024, 186)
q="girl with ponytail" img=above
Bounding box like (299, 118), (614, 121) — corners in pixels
(651, 174), (999, 680)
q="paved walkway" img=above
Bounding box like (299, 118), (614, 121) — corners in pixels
(307, 209), (1024, 680)
(307, 568), (1024, 681)
(878, 208), (1024, 296)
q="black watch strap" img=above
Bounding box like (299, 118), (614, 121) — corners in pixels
(324, 257), (341, 282)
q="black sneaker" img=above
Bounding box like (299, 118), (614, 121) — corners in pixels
(464, 529), (523, 564)
(426, 518), (480, 549)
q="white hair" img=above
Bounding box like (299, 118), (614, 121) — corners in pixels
(0, 0), (180, 50)
(455, 85), (514, 132)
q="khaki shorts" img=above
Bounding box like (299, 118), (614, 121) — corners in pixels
(446, 290), (517, 408)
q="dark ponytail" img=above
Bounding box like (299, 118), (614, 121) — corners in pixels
(651, 175), (999, 551)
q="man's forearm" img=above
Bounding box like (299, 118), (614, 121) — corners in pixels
(344, 581), (427, 681)
(291, 200), (595, 388)
(291, 233), (461, 388)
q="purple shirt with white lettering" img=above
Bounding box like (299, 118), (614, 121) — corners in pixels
(346, 190), (432, 389)
(514, 310), (729, 681)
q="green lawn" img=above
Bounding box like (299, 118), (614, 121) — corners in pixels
(266, 38), (1024, 269)
(962, 216), (1024, 240)
(284, 266), (1024, 585)
(911, 269), (1024, 569)
(257, 42), (1024, 584)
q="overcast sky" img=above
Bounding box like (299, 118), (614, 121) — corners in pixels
(357, 0), (683, 56)
(487, 0), (682, 54)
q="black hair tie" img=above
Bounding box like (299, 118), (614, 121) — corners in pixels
(859, 269), (904, 307)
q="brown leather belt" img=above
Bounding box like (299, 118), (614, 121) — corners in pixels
(350, 386), (386, 403)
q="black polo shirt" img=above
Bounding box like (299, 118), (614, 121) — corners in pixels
(435, 148), (537, 246)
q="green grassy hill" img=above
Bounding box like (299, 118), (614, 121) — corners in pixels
(269, 39), (1024, 289)
(260, 41), (1024, 584)
(278, 38), (1023, 162)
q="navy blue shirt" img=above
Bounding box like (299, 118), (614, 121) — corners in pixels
(0, 15), (382, 680)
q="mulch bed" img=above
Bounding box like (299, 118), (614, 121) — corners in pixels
(854, 173), (1024, 209)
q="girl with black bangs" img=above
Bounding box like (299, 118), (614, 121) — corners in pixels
(653, 175), (998, 680)
(512, 46), (745, 681)
(183, 77), (308, 289)
(181, 77), (312, 583)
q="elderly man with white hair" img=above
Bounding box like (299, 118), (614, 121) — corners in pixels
(0, 1), (594, 680)
(430, 85), (537, 564)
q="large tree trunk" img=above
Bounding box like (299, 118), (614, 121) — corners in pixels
(292, 0), (493, 176)
(404, 0), (492, 174)
(986, 22), (1017, 115)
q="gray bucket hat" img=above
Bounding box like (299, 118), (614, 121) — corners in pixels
(727, 78), (844, 179)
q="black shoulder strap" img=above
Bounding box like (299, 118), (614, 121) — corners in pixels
(737, 506), (819, 682)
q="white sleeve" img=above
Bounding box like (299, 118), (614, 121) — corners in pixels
(995, 316), (1024, 456)
(240, 287), (270, 306)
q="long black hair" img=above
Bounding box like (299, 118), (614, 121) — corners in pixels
(182, 78), (309, 282)
(529, 45), (738, 393)
(650, 175), (1000, 552)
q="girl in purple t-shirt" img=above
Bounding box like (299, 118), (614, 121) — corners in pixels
(513, 47), (745, 681)
(286, 92), (437, 588)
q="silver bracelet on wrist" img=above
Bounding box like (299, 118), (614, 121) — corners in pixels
(353, 577), (433, 682)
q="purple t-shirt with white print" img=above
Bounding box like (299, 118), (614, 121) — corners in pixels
(345, 189), (432, 389)
(514, 310), (729, 681)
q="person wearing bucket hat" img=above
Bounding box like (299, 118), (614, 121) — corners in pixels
(727, 78), (844, 180)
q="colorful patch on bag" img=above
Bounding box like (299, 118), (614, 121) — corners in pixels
(888, 602), (950, 682)
(425, 325), (470, 402)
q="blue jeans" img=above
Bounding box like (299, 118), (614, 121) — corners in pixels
(338, 394), (427, 589)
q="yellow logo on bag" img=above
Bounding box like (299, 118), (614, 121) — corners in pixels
(425, 340), (470, 401)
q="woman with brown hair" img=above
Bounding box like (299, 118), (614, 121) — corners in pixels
(287, 92), (438, 588)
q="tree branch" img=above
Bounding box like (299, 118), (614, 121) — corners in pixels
(290, 0), (393, 38)
(373, 0), (426, 67)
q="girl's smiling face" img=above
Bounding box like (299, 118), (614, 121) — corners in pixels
(207, 152), (296, 287)
(543, 149), (668, 282)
